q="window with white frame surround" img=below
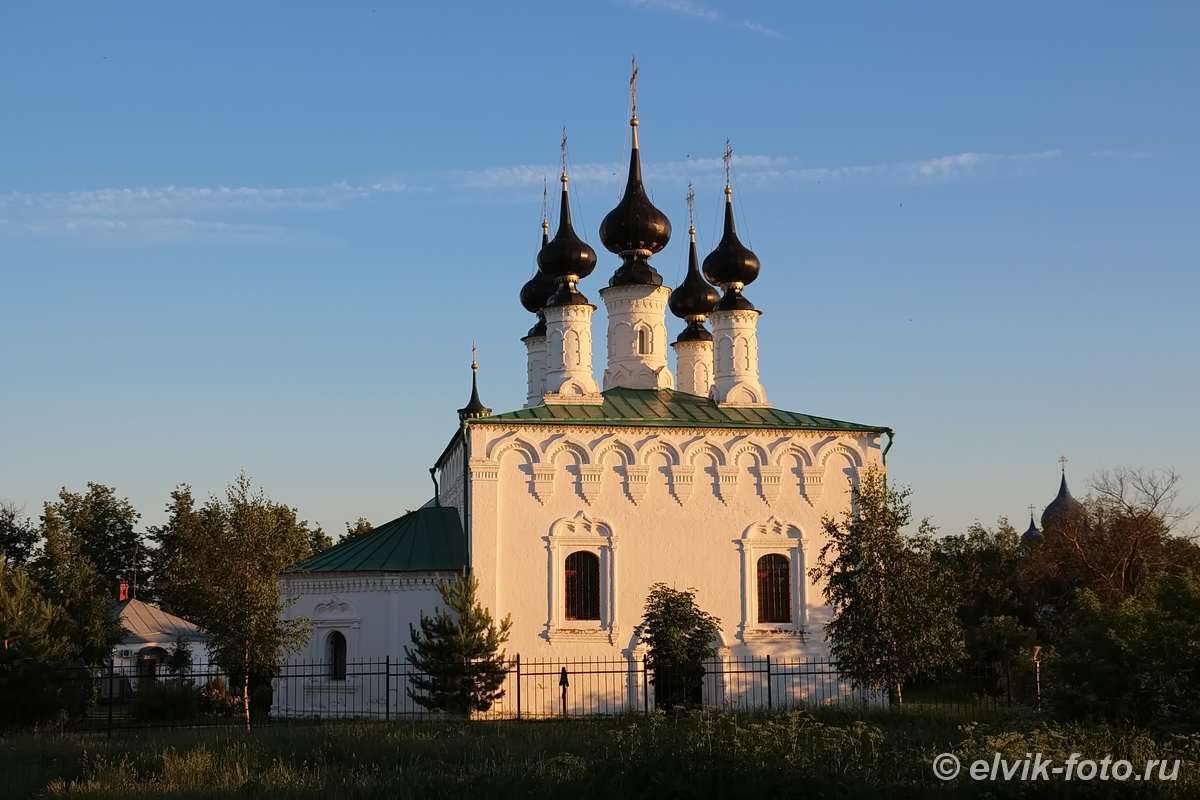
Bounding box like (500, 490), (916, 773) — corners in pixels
(309, 597), (360, 677)
(546, 512), (617, 643)
(736, 518), (806, 639)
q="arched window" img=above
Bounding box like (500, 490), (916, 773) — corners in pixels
(757, 554), (791, 623)
(326, 631), (347, 681)
(565, 551), (600, 620)
(637, 327), (651, 355)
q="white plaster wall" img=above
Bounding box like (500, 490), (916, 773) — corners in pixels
(467, 423), (882, 671)
(276, 572), (450, 717)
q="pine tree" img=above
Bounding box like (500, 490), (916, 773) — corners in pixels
(405, 570), (512, 716)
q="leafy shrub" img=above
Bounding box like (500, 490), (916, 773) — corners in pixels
(198, 676), (242, 717)
(132, 679), (200, 722)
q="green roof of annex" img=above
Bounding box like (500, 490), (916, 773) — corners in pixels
(470, 387), (889, 433)
(286, 505), (467, 574)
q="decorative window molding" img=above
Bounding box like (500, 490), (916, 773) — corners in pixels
(735, 517), (808, 641)
(545, 512), (618, 644)
(308, 596), (361, 671)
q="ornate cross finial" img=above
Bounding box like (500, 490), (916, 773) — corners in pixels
(560, 127), (568, 176)
(686, 182), (695, 230)
(1028, 504), (1036, 518)
(723, 139), (733, 187)
(1059, 455), (1068, 473)
(542, 176), (548, 219)
(630, 56), (638, 119)
(471, 341), (478, 371)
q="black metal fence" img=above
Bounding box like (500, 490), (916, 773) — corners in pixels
(4, 656), (1035, 732)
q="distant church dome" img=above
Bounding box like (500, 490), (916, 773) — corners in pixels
(1041, 471), (1086, 532)
(599, 115), (671, 286)
(1021, 514), (1042, 545)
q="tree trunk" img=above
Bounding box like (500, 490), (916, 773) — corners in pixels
(889, 682), (903, 705)
(242, 647), (252, 730)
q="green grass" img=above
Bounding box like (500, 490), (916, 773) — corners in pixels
(2, 711), (1197, 799)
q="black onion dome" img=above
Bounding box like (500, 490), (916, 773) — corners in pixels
(537, 174), (597, 281)
(1041, 473), (1087, 532)
(702, 185), (760, 287)
(600, 117), (671, 286)
(1021, 515), (1043, 545)
(457, 365), (490, 422)
(674, 319), (712, 343)
(520, 222), (556, 314)
(715, 284), (757, 311)
(669, 227), (720, 319)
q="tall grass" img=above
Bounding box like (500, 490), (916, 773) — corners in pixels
(2, 711), (1196, 799)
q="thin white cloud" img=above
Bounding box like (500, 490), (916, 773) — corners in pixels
(0, 181), (416, 242)
(1, 152), (1062, 242)
(629, 0), (718, 19)
(451, 151), (1062, 191)
(743, 20), (782, 38)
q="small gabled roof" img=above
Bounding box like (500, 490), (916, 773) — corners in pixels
(287, 505), (467, 573)
(473, 387), (888, 433)
(110, 598), (206, 645)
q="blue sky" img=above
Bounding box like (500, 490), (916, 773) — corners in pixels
(3, 1), (1197, 540)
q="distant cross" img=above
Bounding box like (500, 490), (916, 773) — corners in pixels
(471, 341), (478, 371)
(630, 56), (638, 118)
(723, 139), (733, 186)
(1028, 504), (1036, 518)
(561, 128), (568, 174)
(1059, 455), (1068, 473)
(686, 182), (695, 229)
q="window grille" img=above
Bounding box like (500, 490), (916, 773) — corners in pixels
(565, 551), (601, 620)
(757, 554), (791, 623)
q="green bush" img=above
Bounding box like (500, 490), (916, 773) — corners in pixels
(198, 676), (242, 717)
(1048, 572), (1200, 726)
(131, 679), (200, 722)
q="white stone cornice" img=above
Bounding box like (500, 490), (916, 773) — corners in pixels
(758, 465), (782, 505)
(531, 466), (556, 504)
(623, 465), (650, 504)
(667, 464), (695, 506)
(578, 465), (604, 504)
(716, 465), (740, 503)
(278, 573), (447, 595)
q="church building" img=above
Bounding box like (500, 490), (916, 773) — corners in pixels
(277, 92), (892, 716)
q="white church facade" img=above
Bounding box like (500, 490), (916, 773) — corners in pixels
(276, 96), (891, 717)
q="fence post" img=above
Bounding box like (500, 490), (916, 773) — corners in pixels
(766, 655), (772, 711)
(385, 656), (391, 721)
(515, 655), (522, 720)
(106, 660), (114, 735)
(642, 657), (649, 715)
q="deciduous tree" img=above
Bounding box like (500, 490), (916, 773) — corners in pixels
(1022, 467), (1199, 627)
(809, 464), (963, 703)
(343, 517), (374, 541)
(150, 474), (314, 728)
(933, 519), (1036, 664)
(638, 584), (721, 711)
(405, 570), (512, 716)
(40, 484), (146, 597)
(0, 502), (37, 567)
(29, 520), (124, 667)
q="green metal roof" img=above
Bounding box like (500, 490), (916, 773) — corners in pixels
(286, 505), (467, 573)
(472, 387), (888, 433)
